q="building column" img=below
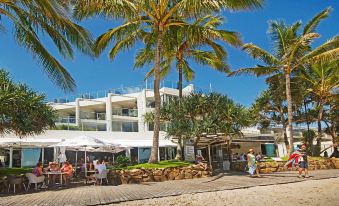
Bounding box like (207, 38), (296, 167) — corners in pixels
(208, 145), (212, 169)
(106, 93), (113, 132)
(137, 148), (140, 163)
(158, 147), (160, 161)
(9, 147), (13, 168)
(75, 98), (81, 127)
(41, 148), (45, 166)
(137, 89), (147, 132)
(125, 148), (131, 159)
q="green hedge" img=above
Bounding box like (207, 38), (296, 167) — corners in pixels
(0, 168), (33, 178)
(127, 160), (192, 169)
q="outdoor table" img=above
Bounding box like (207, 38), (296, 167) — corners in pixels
(44, 171), (65, 186)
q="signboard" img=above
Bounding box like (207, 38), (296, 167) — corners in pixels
(184, 145), (195, 162)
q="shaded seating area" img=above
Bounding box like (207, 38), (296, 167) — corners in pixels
(0, 135), (125, 193)
(94, 169), (109, 185)
(7, 175), (26, 194)
(26, 173), (45, 191)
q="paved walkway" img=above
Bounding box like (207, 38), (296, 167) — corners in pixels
(0, 169), (338, 206)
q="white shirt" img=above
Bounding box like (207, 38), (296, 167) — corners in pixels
(96, 164), (107, 174)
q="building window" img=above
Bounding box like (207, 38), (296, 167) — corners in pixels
(138, 147), (151, 163)
(148, 123), (154, 131)
(261, 143), (276, 157)
(147, 100), (155, 108)
(122, 122), (138, 132)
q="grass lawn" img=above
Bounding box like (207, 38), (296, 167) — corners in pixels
(127, 160), (192, 170)
(0, 168), (32, 178)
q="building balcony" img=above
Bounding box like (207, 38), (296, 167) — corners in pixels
(55, 116), (76, 124)
(112, 108), (138, 117)
(80, 112), (106, 120)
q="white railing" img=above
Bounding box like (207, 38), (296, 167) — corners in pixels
(50, 81), (189, 103)
(55, 116), (76, 124)
(80, 112), (106, 120)
(112, 108), (138, 117)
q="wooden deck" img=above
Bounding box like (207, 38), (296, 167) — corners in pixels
(0, 169), (338, 206)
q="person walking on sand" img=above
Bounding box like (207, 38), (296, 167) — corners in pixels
(247, 149), (261, 177)
(297, 145), (309, 178)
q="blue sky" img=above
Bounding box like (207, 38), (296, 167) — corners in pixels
(0, 0), (338, 106)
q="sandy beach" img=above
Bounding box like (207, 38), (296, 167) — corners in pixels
(117, 177), (339, 206)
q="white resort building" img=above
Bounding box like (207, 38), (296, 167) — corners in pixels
(0, 83), (334, 169)
(0, 83), (194, 168)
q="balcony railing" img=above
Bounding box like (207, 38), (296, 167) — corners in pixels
(112, 108), (138, 117)
(50, 81), (193, 103)
(80, 112), (106, 120)
(55, 116), (75, 124)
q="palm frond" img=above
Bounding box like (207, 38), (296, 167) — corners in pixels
(189, 50), (229, 73)
(288, 32), (320, 67)
(242, 43), (281, 65)
(108, 28), (144, 60)
(229, 66), (280, 77)
(180, 60), (195, 81)
(14, 23), (75, 92)
(73, 0), (137, 20)
(300, 36), (339, 64)
(95, 19), (144, 56)
(134, 47), (155, 69)
(303, 7), (331, 35)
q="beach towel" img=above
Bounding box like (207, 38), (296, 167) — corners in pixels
(284, 152), (300, 168)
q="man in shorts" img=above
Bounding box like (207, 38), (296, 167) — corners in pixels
(298, 144), (309, 178)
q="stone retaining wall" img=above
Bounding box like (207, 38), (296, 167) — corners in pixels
(232, 158), (339, 173)
(108, 163), (212, 185)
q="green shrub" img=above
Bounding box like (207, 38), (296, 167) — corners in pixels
(0, 168), (33, 178)
(127, 160), (192, 169)
(116, 155), (130, 167)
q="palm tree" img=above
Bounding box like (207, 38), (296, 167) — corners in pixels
(74, 0), (263, 163)
(253, 74), (305, 149)
(134, 15), (241, 160)
(0, 0), (93, 91)
(298, 61), (339, 154)
(0, 69), (55, 137)
(135, 15), (241, 98)
(229, 7), (338, 153)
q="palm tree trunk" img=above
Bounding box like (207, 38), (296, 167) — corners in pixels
(148, 29), (163, 163)
(280, 109), (289, 149)
(175, 137), (183, 160)
(285, 72), (294, 154)
(316, 103), (324, 156)
(303, 98), (310, 132)
(174, 65), (184, 160)
(178, 65), (183, 98)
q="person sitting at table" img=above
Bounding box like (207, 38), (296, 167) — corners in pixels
(87, 160), (106, 183)
(88, 162), (95, 171)
(46, 162), (59, 184)
(96, 160), (107, 174)
(61, 161), (73, 185)
(32, 162), (45, 184)
(102, 159), (107, 166)
(95, 160), (107, 183)
(33, 162), (44, 176)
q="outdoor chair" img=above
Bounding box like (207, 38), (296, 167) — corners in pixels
(25, 173), (45, 191)
(94, 169), (109, 185)
(7, 175), (26, 194)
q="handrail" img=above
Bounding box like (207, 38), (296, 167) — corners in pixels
(112, 108), (138, 117)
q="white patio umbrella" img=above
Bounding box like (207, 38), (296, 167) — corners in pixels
(50, 135), (119, 178)
(58, 147), (67, 164)
(91, 146), (132, 163)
